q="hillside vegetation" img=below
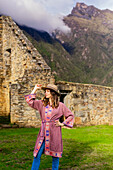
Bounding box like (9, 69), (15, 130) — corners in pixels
(20, 3), (113, 86)
(20, 25), (84, 82)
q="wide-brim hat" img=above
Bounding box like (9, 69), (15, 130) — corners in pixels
(41, 84), (60, 96)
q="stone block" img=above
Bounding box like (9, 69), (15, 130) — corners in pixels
(75, 117), (82, 125)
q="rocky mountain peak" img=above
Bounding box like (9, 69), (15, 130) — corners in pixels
(71, 2), (101, 19)
(76, 2), (88, 9)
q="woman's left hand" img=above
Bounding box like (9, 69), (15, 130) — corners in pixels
(55, 120), (64, 127)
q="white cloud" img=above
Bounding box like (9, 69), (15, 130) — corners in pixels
(1, 0), (113, 33)
(0, 0), (73, 33)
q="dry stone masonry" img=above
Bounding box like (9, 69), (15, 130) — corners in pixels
(0, 16), (54, 127)
(1, 15), (113, 127)
(57, 81), (113, 126)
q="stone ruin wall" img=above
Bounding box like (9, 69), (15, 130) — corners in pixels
(0, 16), (54, 127)
(57, 81), (113, 126)
(1, 15), (113, 127)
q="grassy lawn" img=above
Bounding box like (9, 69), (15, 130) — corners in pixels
(0, 125), (113, 169)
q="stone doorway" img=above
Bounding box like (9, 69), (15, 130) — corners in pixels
(59, 90), (72, 123)
(60, 90), (72, 103)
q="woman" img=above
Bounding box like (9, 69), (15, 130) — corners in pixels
(24, 83), (74, 170)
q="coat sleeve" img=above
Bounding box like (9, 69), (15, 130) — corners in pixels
(61, 103), (74, 128)
(24, 94), (42, 111)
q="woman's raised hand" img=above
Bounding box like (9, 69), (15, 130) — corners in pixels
(31, 84), (42, 94)
(35, 84), (42, 90)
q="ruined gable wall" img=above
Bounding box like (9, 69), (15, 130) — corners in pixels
(0, 16), (10, 116)
(1, 16), (54, 127)
(0, 17), (3, 116)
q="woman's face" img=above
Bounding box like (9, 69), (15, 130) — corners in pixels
(45, 89), (52, 98)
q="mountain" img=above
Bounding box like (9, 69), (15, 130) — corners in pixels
(20, 3), (113, 86)
(52, 3), (113, 86)
(19, 25), (84, 82)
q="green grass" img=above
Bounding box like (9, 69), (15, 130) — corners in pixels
(1, 125), (113, 169)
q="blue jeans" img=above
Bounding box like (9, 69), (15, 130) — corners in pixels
(31, 140), (59, 170)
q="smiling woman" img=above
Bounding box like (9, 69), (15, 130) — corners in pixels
(24, 83), (74, 170)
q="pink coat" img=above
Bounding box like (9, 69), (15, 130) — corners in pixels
(25, 94), (74, 158)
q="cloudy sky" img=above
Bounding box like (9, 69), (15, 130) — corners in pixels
(0, 0), (113, 33)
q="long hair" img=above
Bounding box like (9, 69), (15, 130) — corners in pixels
(42, 90), (59, 108)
